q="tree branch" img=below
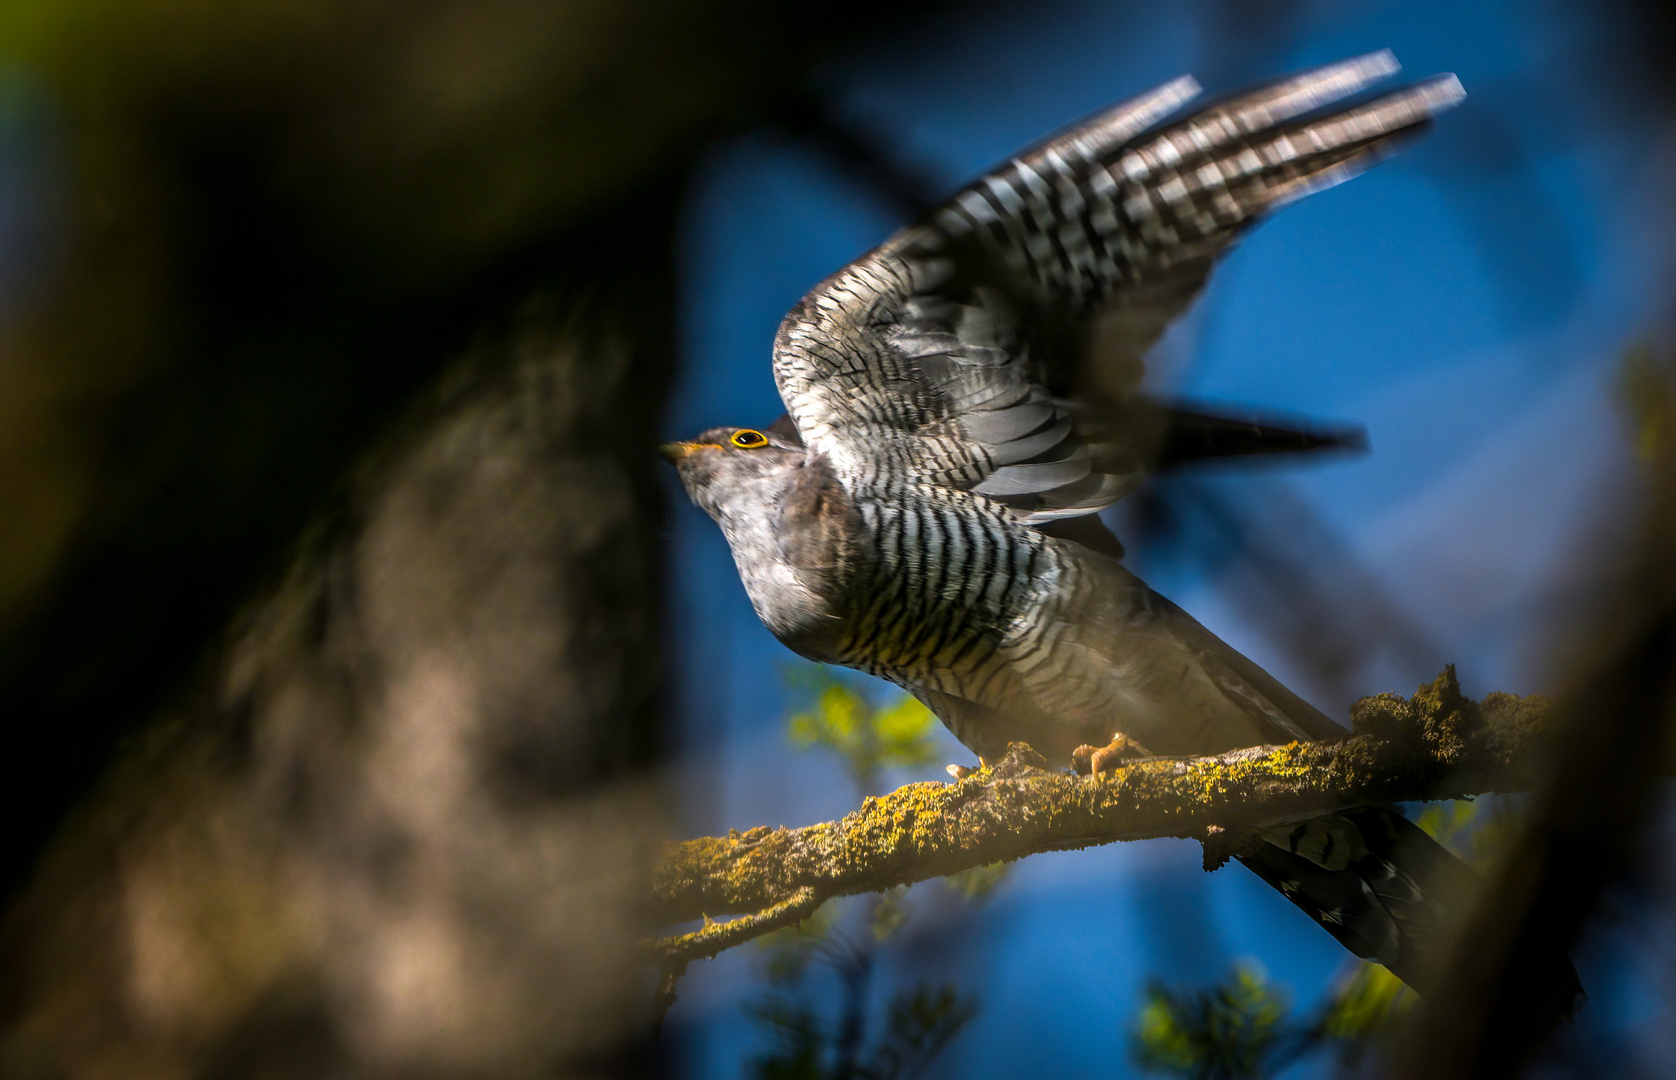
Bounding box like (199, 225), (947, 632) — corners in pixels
(652, 669), (1556, 973)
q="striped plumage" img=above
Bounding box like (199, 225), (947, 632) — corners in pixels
(667, 55), (1470, 990)
(774, 50), (1461, 522)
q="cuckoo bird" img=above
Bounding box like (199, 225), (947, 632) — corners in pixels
(666, 54), (1474, 990)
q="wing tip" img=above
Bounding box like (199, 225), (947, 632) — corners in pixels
(1259, 69), (1469, 205)
(1354, 47), (1402, 79)
(1230, 49), (1403, 124)
(1020, 72), (1205, 168)
(1326, 48), (1402, 87)
(1165, 72), (1205, 106)
(1415, 72), (1468, 111)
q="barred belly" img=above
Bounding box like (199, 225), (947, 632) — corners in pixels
(833, 487), (1056, 708)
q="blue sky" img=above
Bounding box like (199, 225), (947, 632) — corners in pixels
(661, 1), (1675, 1076)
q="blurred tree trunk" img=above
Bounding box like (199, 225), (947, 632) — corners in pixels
(1391, 2), (1676, 1071)
(0, 2), (955, 1075)
(1391, 351), (1676, 1079)
(2, 288), (676, 1077)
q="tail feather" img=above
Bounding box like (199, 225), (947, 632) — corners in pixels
(1075, 397), (1367, 472)
(1237, 809), (1466, 989)
(1236, 807), (1581, 1007)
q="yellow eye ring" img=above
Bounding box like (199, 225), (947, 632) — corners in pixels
(730, 429), (769, 449)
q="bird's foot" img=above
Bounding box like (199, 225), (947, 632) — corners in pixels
(1072, 733), (1152, 775)
(945, 757), (990, 781)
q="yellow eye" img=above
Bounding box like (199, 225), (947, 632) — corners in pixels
(730, 429), (769, 449)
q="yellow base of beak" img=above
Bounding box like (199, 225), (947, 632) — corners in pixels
(659, 441), (707, 462)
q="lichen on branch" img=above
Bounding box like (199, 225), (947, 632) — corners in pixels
(652, 668), (1556, 975)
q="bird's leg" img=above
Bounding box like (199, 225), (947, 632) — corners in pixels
(1071, 733), (1153, 775)
(945, 757), (990, 780)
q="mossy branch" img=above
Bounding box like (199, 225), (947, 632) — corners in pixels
(652, 668), (1556, 975)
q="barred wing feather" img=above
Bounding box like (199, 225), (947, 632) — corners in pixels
(772, 51), (1463, 521)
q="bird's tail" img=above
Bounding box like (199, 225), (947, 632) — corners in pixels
(1235, 806), (1581, 1007)
(1235, 808), (1466, 991)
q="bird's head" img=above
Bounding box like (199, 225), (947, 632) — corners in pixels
(660, 424), (806, 526)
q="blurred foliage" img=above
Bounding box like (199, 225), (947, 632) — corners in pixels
(870, 888), (908, 943)
(746, 982), (977, 1080)
(750, 895), (977, 1080)
(944, 861), (1010, 903)
(759, 907), (841, 987)
(1133, 799), (1535, 1078)
(1620, 343), (1676, 462)
(1133, 964), (1289, 1080)
(745, 665), (990, 1079)
(1319, 962), (1412, 1049)
(866, 986), (980, 1080)
(1414, 795), (1524, 870)
(786, 665), (942, 789)
(1132, 960), (1420, 1079)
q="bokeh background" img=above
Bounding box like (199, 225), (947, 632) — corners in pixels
(0, 0), (1669, 1077)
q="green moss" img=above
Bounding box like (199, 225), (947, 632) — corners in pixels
(655, 669), (1556, 944)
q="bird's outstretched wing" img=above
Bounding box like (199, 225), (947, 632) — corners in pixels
(772, 51), (1463, 521)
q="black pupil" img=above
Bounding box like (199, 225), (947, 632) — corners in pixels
(738, 432), (762, 445)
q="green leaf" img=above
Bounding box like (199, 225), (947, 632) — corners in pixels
(943, 862), (1009, 904)
(782, 663), (942, 789)
(871, 889), (907, 943)
(1131, 963), (1290, 1079)
(1415, 795), (1525, 869)
(872, 695), (940, 769)
(1320, 961), (1413, 1043)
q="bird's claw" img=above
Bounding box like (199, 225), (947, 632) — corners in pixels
(1072, 733), (1151, 775)
(945, 757), (989, 781)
